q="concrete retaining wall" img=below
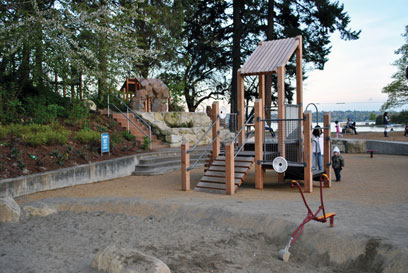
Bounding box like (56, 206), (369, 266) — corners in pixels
(0, 155), (139, 198)
(332, 138), (408, 156)
(366, 140), (408, 156)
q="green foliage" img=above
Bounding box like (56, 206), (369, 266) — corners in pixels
(50, 150), (67, 166)
(67, 101), (89, 127)
(74, 129), (100, 145)
(111, 132), (124, 144)
(122, 131), (136, 141)
(382, 25), (408, 110)
(369, 113), (377, 121)
(5, 124), (70, 147)
(0, 126), (5, 140)
(0, 94), (25, 124)
(391, 111), (408, 125)
(142, 136), (151, 150)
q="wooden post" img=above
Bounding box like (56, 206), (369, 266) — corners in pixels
(255, 99), (264, 189)
(225, 142), (235, 195)
(126, 78), (129, 102)
(181, 141), (190, 191)
(277, 66), (286, 183)
(304, 111), (313, 193)
(323, 112), (332, 187)
(237, 69), (245, 147)
(296, 35), (304, 162)
(212, 101), (220, 161)
(259, 74), (265, 119)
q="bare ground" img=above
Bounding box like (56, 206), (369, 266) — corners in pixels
(0, 153), (407, 272)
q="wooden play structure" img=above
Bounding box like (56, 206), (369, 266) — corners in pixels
(181, 36), (332, 194)
(120, 77), (170, 112)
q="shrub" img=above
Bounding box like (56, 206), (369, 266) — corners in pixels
(142, 136), (151, 150)
(67, 100), (89, 126)
(122, 131), (136, 141)
(0, 126), (5, 140)
(111, 132), (124, 144)
(7, 124), (70, 147)
(74, 129), (100, 145)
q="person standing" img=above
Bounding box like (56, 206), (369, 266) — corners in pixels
(332, 146), (344, 182)
(383, 112), (390, 137)
(312, 125), (324, 170)
(335, 120), (341, 138)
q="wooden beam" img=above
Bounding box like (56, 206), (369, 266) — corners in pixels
(296, 35), (303, 162)
(181, 141), (190, 191)
(277, 66), (286, 183)
(255, 99), (264, 189)
(225, 142), (235, 195)
(212, 101), (220, 162)
(258, 74), (265, 119)
(237, 70), (245, 147)
(304, 111), (313, 193)
(323, 112), (332, 187)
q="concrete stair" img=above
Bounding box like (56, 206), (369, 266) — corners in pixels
(133, 148), (211, 176)
(112, 113), (168, 149)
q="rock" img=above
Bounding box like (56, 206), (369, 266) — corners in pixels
(165, 134), (181, 144)
(84, 100), (97, 111)
(0, 196), (21, 223)
(91, 245), (171, 273)
(345, 139), (366, 153)
(22, 202), (57, 217)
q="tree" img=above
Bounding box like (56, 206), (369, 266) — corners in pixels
(230, 0), (361, 113)
(382, 25), (408, 110)
(160, 0), (230, 112)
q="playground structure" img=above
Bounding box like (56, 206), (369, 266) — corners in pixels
(120, 77), (170, 112)
(181, 36), (333, 194)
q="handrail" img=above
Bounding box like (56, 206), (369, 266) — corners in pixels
(187, 130), (220, 171)
(232, 113), (254, 144)
(304, 103), (319, 126)
(108, 95), (152, 150)
(110, 94), (152, 130)
(234, 131), (254, 159)
(187, 115), (220, 154)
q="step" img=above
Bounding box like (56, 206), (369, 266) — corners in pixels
(215, 156), (254, 162)
(203, 171), (245, 179)
(208, 165), (249, 174)
(211, 161), (252, 168)
(200, 176), (242, 186)
(195, 182), (239, 191)
(135, 158), (208, 170)
(194, 186), (238, 195)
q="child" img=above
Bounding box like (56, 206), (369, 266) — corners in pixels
(335, 120), (340, 138)
(312, 125), (324, 170)
(332, 146), (344, 182)
(404, 124), (408, 137)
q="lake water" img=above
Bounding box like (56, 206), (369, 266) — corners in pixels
(327, 122), (405, 133)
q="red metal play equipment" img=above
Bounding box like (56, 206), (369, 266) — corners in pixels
(278, 174), (336, 262)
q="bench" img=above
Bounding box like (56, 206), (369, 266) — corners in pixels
(367, 150), (377, 158)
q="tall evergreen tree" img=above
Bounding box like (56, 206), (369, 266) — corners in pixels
(230, 0), (361, 113)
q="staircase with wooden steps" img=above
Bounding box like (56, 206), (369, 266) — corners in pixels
(112, 113), (169, 149)
(194, 154), (255, 194)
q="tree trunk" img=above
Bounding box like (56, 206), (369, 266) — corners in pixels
(265, 0), (274, 124)
(231, 0), (242, 114)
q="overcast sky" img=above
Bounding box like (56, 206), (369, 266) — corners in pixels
(303, 0), (407, 111)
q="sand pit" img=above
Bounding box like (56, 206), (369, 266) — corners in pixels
(1, 154), (408, 272)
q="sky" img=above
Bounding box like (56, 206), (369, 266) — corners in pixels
(303, 0), (408, 112)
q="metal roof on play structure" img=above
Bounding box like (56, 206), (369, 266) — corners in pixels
(240, 37), (300, 76)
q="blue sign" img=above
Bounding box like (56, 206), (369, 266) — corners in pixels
(101, 133), (110, 154)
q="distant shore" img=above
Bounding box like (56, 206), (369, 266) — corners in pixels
(332, 131), (407, 142)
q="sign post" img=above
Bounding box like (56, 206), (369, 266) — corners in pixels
(101, 133), (110, 156)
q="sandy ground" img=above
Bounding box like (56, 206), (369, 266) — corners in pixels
(1, 153), (408, 272)
(332, 131), (408, 142)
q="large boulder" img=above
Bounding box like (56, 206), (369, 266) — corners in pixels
(22, 202), (57, 217)
(91, 246), (171, 273)
(345, 139), (366, 153)
(0, 195), (21, 223)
